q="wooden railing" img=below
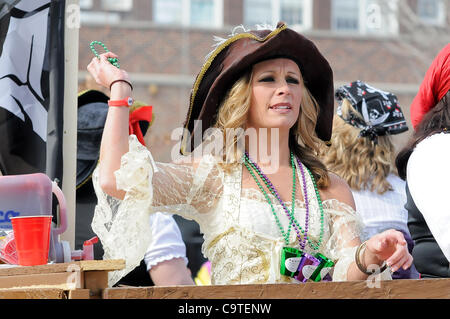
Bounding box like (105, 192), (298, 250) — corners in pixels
(103, 278), (450, 299)
(0, 259), (125, 299)
(1, 260), (448, 299)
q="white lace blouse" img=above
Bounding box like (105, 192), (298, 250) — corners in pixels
(92, 135), (390, 286)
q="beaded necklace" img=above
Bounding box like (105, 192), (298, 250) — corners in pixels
(90, 41), (120, 68)
(243, 151), (304, 248)
(244, 152), (325, 251)
(243, 151), (334, 282)
(296, 157), (325, 251)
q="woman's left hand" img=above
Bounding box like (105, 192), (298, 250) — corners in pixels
(366, 229), (413, 273)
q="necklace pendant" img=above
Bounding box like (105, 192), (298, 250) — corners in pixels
(294, 252), (320, 282)
(280, 247), (303, 277)
(309, 253), (335, 282)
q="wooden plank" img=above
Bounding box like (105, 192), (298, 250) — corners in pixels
(84, 271), (109, 298)
(0, 288), (66, 299)
(103, 278), (450, 299)
(0, 272), (83, 290)
(0, 259), (124, 277)
(68, 289), (91, 299)
(78, 259), (125, 272)
(0, 260), (118, 298)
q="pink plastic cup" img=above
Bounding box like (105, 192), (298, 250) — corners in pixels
(11, 216), (52, 266)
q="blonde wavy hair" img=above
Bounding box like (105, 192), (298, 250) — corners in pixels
(213, 66), (329, 188)
(321, 98), (395, 194)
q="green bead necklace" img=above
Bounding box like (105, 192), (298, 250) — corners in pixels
(243, 158), (295, 246)
(90, 41), (120, 68)
(244, 152), (325, 251)
(244, 151), (311, 249)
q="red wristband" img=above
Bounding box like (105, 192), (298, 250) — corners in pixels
(108, 96), (134, 107)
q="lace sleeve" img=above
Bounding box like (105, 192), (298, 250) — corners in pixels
(324, 200), (391, 281)
(92, 135), (224, 286)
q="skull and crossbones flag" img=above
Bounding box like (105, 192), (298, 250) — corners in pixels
(0, 0), (65, 182)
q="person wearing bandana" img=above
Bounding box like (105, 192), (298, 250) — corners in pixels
(86, 22), (413, 287)
(322, 81), (419, 279)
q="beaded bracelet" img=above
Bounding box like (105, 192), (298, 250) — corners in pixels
(355, 241), (387, 275)
(109, 79), (133, 91)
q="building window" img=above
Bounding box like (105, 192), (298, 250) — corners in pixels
(244, 0), (312, 30)
(280, 0), (305, 26)
(79, 0), (93, 10)
(101, 0), (133, 11)
(153, 0), (183, 24)
(153, 0), (223, 28)
(417, 0), (446, 26)
(190, 0), (214, 26)
(331, 0), (359, 31)
(244, 0), (272, 26)
(332, 0), (398, 35)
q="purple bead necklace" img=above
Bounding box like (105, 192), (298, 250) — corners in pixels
(244, 151), (310, 250)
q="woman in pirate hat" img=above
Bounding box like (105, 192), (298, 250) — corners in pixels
(87, 22), (412, 286)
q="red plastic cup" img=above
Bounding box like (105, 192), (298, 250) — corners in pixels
(11, 216), (52, 266)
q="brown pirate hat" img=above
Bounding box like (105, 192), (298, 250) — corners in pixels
(180, 22), (334, 154)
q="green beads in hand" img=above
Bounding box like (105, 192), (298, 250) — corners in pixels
(90, 41), (120, 68)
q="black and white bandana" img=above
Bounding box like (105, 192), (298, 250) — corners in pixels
(335, 80), (408, 143)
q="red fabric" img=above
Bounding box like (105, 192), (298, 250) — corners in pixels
(410, 43), (450, 129)
(129, 106), (153, 146)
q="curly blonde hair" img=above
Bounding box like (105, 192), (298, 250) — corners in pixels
(213, 67), (329, 188)
(321, 99), (395, 194)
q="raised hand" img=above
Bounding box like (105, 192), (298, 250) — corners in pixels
(87, 52), (130, 90)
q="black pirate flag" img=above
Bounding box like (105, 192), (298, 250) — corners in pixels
(0, 0), (65, 181)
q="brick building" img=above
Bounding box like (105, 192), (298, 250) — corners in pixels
(78, 0), (450, 161)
